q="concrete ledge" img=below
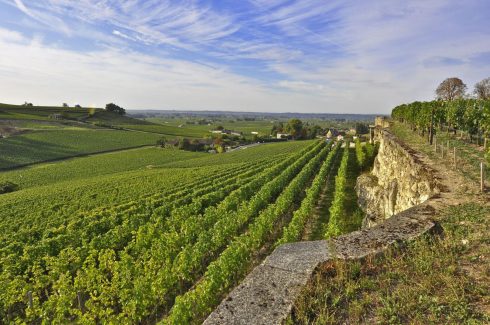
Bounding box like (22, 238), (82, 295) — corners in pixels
(204, 203), (437, 325)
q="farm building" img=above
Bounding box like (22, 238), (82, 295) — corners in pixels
(276, 133), (291, 139)
(210, 129), (243, 136)
(326, 129), (339, 139)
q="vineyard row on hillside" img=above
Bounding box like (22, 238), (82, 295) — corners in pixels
(1, 139), (378, 323)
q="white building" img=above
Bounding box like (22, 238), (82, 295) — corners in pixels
(277, 133), (290, 139)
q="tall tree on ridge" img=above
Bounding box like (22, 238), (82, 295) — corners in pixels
(436, 77), (467, 101)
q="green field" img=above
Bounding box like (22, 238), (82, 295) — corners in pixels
(0, 129), (164, 169)
(0, 103), (147, 125)
(144, 117), (275, 136)
(117, 123), (208, 138)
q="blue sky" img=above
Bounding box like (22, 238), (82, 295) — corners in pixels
(0, 0), (489, 113)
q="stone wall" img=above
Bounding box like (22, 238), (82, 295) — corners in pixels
(356, 129), (440, 227)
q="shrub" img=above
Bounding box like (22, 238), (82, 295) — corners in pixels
(0, 181), (19, 194)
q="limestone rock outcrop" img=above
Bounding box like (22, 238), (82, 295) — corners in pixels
(357, 129), (440, 227)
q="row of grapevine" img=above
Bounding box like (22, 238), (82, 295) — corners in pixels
(3, 154), (277, 244)
(391, 99), (490, 141)
(355, 138), (378, 171)
(106, 141), (328, 323)
(3, 136), (381, 324)
(0, 142), (309, 237)
(76, 140), (325, 323)
(355, 138), (366, 171)
(0, 156), (284, 322)
(0, 160), (243, 249)
(276, 141), (341, 245)
(324, 142), (353, 238)
(165, 142), (331, 324)
(0, 159), (269, 266)
(0, 141), (322, 323)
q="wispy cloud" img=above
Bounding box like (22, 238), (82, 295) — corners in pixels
(12, 0), (71, 35)
(112, 30), (134, 41)
(1, 0), (489, 113)
(10, 1), (239, 49)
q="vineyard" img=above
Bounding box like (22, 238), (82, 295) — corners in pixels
(0, 139), (377, 323)
(391, 99), (490, 146)
(391, 99), (490, 183)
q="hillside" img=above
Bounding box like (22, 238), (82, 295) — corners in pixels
(0, 104), (196, 169)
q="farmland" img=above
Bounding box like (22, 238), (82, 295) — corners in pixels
(0, 134), (377, 323)
(0, 104), (177, 169)
(0, 129), (165, 169)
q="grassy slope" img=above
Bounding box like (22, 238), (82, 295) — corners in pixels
(289, 203), (489, 324)
(0, 103), (147, 125)
(0, 129), (163, 169)
(0, 104), (211, 169)
(288, 124), (490, 324)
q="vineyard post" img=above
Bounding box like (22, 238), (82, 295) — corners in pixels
(441, 145), (444, 159)
(429, 107), (435, 145)
(447, 140), (450, 152)
(77, 292), (85, 314)
(453, 147), (456, 167)
(434, 136), (437, 152)
(27, 291), (33, 309)
(481, 162), (485, 193)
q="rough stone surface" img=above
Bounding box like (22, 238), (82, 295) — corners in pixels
(263, 240), (331, 274)
(357, 129), (440, 227)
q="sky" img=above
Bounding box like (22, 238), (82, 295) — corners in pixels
(0, 0), (489, 114)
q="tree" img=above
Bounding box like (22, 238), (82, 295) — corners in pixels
(22, 101), (33, 107)
(105, 103), (126, 115)
(216, 125), (224, 130)
(177, 138), (190, 150)
(284, 118), (303, 139)
(75, 104), (82, 108)
(306, 125), (322, 139)
(156, 137), (167, 148)
(271, 122), (284, 136)
(62, 103), (69, 107)
(474, 77), (490, 100)
(354, 123), (369, 135)
(436, 77), (467, 100)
